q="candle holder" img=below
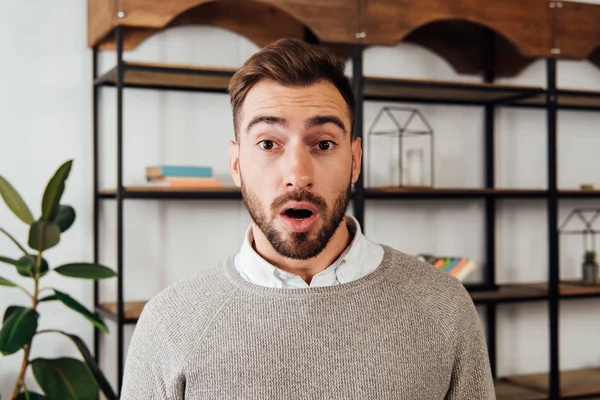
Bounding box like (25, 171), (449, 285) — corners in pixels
(366, 106), (434, 188)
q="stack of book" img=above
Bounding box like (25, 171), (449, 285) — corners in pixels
(145, 165), (223, 189)
(416, 254), (478, 282)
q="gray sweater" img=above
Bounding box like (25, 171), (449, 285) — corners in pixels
(120, 245), (495, 399)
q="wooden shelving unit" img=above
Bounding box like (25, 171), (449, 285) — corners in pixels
(88, 0), (600, 397)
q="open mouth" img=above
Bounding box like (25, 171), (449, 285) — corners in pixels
(284, 208), (314, 220)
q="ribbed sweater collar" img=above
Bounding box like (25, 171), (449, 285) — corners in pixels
(221, 245), (396, 298)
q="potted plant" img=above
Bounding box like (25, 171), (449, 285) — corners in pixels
(0, 160), (117, 400)
(583, 249), (599, 285)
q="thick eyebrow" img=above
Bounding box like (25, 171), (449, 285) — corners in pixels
(305, 115), (347, 135)
(245, 116), (287, 135)
(244, 114), (348, 136)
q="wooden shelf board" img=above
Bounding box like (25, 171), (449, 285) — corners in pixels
(365, 186), (547, 198)
(104, 186), (240, 193)
(559, 189), (600, 198)
(99, 186), (242, 199)
(560, 280), (600, 297)
(519, 90), (600, 109)
(495, 379), (547, 400)
(93, 63), (600, 110)
(505, 367), (600, 398)
(363, 76), (544, 104)
(99, 301), (146, 321)
(469, 283), (548, 303)
(97, 61), (237, 92)
(469, 280), (600, 303)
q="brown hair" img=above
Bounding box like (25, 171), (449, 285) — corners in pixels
(227, 38), (355, 141)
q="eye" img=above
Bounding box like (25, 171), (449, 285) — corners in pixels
(316, 141), (335, 151)
(258, 140), (277, 151)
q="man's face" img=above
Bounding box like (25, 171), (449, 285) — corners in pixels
(229, 79), (362, 260)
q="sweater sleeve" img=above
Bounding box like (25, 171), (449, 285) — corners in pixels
(120, 300), (182, 399)
(445, 294), (496, 400)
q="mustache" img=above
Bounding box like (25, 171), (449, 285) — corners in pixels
(270, 191), (327, 215)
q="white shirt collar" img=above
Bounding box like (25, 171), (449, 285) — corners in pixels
(234, 215), (384, 289)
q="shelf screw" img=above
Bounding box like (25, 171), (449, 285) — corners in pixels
(550, 48), (561, 55)
(355, 32), (367, 39)
(117, 11), (126, 18)
(557, 2), (563, 7)
(549, 2), (555, 7)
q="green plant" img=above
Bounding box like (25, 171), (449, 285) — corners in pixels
(584, 250), (597, 264)
(0, 160), (117, 400)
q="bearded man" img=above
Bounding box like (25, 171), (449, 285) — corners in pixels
(120, 37), (495, 400)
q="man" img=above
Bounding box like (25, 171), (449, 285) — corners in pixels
(120, 38), (495, 399)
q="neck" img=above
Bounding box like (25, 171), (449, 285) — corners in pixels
(251, 217), (352, 284)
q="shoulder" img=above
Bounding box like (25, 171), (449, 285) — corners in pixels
(135, 257), (238, 339)
(379, 245), (477, 321)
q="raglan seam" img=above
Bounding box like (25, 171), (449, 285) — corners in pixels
(181, 286), (242, 372)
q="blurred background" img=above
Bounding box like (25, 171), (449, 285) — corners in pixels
(1, 1), (600, 399)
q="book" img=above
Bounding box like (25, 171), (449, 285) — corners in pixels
(416, 253), (478, 282)
(146, 179), (223, 189)
(146, 165), (213, 178)
(147, 176), (216, 183)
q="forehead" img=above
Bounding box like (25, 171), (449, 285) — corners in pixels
(240, 79), (350, 126)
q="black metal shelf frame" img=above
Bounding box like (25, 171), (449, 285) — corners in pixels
(91, 27), (600, 400)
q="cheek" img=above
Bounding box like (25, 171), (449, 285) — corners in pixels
(240, 151), (275, 189)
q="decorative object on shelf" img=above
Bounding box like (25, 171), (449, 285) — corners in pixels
(365, 106), (434, 188)
(583, 250), (599, 285)
(0, 160), (117, 400)
(415, 253), (478, 282)
(559, 207), (600, 284)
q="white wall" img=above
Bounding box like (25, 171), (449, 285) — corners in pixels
(1, 0), (600, 396)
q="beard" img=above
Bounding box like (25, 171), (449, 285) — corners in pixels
(240, 177), (351, 260)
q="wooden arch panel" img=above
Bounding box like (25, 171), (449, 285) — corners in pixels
(88, 0), (360, 51)
(361, 0), (552, 77)
(553, 1), (600, 69)
(400, 19), (538, 78)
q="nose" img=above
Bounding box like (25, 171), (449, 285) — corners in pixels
(282, 144), (314, 191)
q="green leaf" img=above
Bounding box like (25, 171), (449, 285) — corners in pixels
(3, 305), (25, 324)
(0, 256), (20, 267)
(31, 357), (98, 400)
(53, 205), (76, 232)
(28, 221), (61, 252)
(0, 276), (17, 287)
(15, 392), (48, 399)
(41, 160), (73, 222)
(0, 175), (34, 225)
(54, 331), (117, 400)
(54, 263), (116, 280)
(16, 255), (49, 278)
(53, 290), (108, 333)
(39, 294), (58, 302)
(0, 227), (28, 254)
(0, 307), (38, 355)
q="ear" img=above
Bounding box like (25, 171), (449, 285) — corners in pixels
(229, 140), (241, 187)
(351, 137), (362, 184)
